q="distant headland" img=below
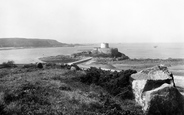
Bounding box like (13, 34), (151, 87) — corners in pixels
(0, 38), (79, 48)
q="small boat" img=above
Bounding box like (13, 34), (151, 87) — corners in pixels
(154, 46), (158, 48)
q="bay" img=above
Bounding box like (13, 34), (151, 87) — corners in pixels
(0, 43), (184, 64)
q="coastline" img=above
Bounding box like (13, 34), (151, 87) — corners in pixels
(0, 46), (77, 51)
(78, 58), (184, 76)
(39, 52), (184, 76)
(0, 47), (24, 50)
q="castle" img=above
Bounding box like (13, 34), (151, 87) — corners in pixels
(100, 43), (109, 48)
(92, 43), (119, 56)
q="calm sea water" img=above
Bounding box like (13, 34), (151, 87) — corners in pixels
(0, 43), (184, 64)
(110, 43), (184, 59)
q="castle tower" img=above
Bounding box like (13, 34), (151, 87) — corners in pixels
(100, 43), (109, 48)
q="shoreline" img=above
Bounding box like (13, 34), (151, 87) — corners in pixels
(37, 53), (184, 76)
(0, 46), (77, 51)
(77, 57), (184, 76)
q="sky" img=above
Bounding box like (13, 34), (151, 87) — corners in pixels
(0, 0), (184, 43)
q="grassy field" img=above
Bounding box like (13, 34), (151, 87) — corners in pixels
(39, 55), (82, 63)
(0, 65), (143, 115)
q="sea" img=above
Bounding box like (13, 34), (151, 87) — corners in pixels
(0, 43), (184, 64)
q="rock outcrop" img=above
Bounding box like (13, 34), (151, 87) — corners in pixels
(130, 65), (184, 115)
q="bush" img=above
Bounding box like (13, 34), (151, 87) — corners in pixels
(36, 63), (43, 69)
(80, 67), (101, 85)
(1, 61), (16, 68)
(78, 67), (145, 114)
(80, 67), (137, 100)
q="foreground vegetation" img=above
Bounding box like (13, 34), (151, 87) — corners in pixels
(0, 62), (143, 115)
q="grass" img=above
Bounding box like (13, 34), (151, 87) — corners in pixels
(39, 55), (81, 63)
(0, 66), (144, 115)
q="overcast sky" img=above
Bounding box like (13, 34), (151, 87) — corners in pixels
(0, 0), (184, 43)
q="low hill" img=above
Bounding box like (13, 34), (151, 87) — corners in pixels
(0, 38), (74, 47)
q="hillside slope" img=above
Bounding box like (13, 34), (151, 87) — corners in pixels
(0, 38), (72, 47)
(0, 65), (143, 115)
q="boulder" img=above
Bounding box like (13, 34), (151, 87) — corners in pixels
(143, 84), (184, 115)
(130, 65), (184, 115)
(36, 62), (43, 69)
(70, 66), (76, 71)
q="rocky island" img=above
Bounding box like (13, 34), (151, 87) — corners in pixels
(71, 43), (129, 60)
(39, 43), (130, 64)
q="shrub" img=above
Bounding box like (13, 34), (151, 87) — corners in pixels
(36, 63), (43, 69)
(1, 61), (16, 68)
(80, 67), (137, 100)
(78, 67), (144, 114)
(80, 67), (101, 85)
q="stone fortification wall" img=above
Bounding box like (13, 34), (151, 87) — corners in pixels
(99, 48), (117, 54)
(92, 48), (119, 55)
